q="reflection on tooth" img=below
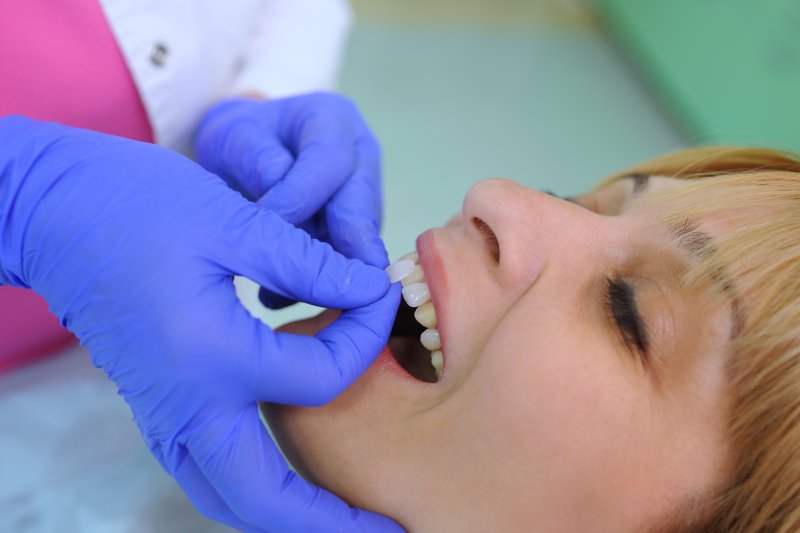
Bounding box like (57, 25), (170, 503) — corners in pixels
(420, 328), (441, 351)
(401, 283), (430, 307)
(398, 251), (419, 263)
(385, 259), (415, 283)
(414, 301), (437, 329)
(400, 265), (424, 287)
(431, 351), (443, 379)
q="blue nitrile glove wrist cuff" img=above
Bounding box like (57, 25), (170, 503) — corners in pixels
(0, 115), (45, 288)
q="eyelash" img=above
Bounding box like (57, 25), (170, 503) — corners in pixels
(604, 277), (649, 360)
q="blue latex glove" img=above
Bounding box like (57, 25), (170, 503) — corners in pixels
(0, 116), (403, 533)
(194, 92), (384, 309)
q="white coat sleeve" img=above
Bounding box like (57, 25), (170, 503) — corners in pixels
(229, 0), (354, 98)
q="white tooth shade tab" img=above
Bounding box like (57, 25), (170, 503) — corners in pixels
(420, 328), (441, 351)
(414, 301), (437, 329)
(401, 283), (430, 308)
(385, 259), (415, 283)
(431, 351), (444, 379)
(401, 264), (425, 287)
(398, 251), (419, 263)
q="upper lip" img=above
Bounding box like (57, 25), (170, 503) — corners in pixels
(416, 230), (449, 380)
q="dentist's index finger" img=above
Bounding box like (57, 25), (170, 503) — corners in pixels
(244, 283), (401, 406)
(224, 208), (390, 310)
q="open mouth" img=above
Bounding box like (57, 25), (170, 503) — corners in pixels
(389, 299), (438, 383)
(386, 252), (443, 384)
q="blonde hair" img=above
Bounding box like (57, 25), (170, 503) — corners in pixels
(601, 147), (800, 532)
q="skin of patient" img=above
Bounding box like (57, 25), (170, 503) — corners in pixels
(262, 176), (736, 532)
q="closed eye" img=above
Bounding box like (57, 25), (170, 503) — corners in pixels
(543, 190), (576, 203)
(604, 277), (650, 360)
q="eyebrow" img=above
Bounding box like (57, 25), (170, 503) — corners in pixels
(629, 173), (650, 193)
(626, 174), (744, 338)
(667, 218), (713, 258)
(665, 219), (745, 342)
(628, 175), (715, 258)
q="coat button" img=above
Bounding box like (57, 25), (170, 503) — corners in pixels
(149, 42), (169, 67)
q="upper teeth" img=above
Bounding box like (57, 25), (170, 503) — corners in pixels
(414, 301), (437, 328)
(401, 265), (425, 286)
(385, 259), (414, 283)
(385, 252), (443, 379)
(401, 283), (430, 307)
(420, 328), (441, 351)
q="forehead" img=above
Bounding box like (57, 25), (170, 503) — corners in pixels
(571, 175), (681, 216)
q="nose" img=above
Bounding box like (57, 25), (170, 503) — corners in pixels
(461, 178), (607, 289)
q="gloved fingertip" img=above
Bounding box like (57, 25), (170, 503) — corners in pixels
(367, 236), (391, 269)
(339, 262), (391, 309)
(330, 234), (388, 269)
(254, 148), (293, 188)
(256, 191), (307, 226)
(352, 240), (390, 270)
(328, 213), (388, 268)
(358, 261), (392, 294)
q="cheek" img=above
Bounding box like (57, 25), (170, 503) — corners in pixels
(459, 308), (661, 525)
(472, 319), (631, 461)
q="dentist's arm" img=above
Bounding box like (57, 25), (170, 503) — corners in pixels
(0, 116), (403, 533)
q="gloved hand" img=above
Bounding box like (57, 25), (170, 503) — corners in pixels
(0, 116), (403, 533)
(194, 92), (384, 309)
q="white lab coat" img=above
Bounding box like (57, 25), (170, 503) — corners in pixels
(98, 0), (353, 154)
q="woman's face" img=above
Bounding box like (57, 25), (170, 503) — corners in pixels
(263, 176), (736, 532)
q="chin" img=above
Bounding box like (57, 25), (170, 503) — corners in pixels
(259, 308), (428, 522)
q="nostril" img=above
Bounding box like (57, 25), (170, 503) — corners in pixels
(472, 216), (500, 263)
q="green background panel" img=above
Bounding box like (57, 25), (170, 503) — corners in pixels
(597, 0), (800, 150)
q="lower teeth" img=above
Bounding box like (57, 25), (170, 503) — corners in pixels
(431, 351), (443, 379)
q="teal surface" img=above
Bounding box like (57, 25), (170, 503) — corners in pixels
(597, 0), (800, 150)
(247, 19), (685, 326)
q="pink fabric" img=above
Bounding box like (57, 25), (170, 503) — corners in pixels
(0, 0), (154, 373)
